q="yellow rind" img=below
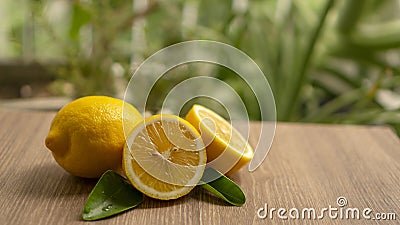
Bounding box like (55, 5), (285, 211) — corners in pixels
(185, 104), (253, 175)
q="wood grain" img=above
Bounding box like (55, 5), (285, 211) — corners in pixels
(0, 109), (399, 225)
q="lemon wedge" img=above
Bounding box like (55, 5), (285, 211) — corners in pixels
(185, 104), (253, 175)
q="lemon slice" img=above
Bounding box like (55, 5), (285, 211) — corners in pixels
(185, 104), (253, 175)
(123, 114), (207, 200)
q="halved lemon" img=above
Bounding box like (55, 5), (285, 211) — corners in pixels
(123, 114), (207, 200)
(185, 104), (253, 175)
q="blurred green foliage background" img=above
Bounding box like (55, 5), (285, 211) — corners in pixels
(1, 0), (400, 134)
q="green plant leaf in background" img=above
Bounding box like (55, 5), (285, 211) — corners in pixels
(3, 0), (400, 135)
(200, 167), (246, 206)
(69, 2), (92, 41)
(82, 170), (143, 221)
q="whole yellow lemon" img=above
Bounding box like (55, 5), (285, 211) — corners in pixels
(45, 96), (143, 178)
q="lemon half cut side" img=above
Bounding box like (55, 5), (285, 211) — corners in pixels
(123, 114), (207, 200)
(185, 104), (254, 175)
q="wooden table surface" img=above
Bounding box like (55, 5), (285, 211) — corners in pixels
(0, 109), (399, 225)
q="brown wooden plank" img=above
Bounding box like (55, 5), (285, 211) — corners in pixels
(0, 109), (399, 225)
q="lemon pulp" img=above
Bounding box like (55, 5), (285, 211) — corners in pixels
(185, 104), (253, 175)
(123, 114), (206, 200)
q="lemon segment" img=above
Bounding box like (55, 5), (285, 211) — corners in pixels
(185, 104), (253, 175)
(123, 114), (207, 200)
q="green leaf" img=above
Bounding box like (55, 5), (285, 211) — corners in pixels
(82, 170), (143, 221)
(69, 3), (92, 40)
(200, 167), (246, 206)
